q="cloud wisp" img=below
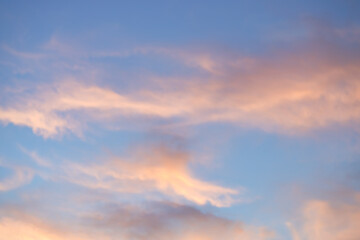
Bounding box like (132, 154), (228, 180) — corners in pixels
(62, 146), (239, 207)
(20, 143), (241, 207)
(0, 161), (34, 191)
(1, 37), (360, 138)
(287, 193), (360, 240)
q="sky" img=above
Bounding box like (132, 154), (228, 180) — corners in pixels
(0, 1), (360, 239)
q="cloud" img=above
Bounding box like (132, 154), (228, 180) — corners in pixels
(0, 217), (82, 240)
(288, 193), (360, 240)
(0, 80), (192, 138)
(83, 202), (275, 240)
(0, 208), (109, 240)
(133, 47), (220, 74)
(19, 145), (52, 167)
(0, 202), (274, 240)
(17, 138), (240, 207)
(43, 144), (241, 207)
(1, 30), (360, 138)
(0, 161), (34, 191)
(0, 107), (70, 138)
(2, 45), (46, 60)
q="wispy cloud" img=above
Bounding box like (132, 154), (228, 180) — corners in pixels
(0, 160), (34, 191)
(2, 45), (46, 60)
(287, 192), (360, 240)
(63, 146), (240, 207)
(1, 3), (359, 240)
(19, 145), (52, 167)
(131, 47), (220, 74)
(1, 34), (360, 138)
(25, 142), (241, 207)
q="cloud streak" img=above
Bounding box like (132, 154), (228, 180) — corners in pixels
(0, 161), (34, 191)
(1, 37), (360, 137)
(32, 143), (240, 207)
(4, 141), (241, 208)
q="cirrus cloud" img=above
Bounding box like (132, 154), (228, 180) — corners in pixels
(1, 39), (360, 138)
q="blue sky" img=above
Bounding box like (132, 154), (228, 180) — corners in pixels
(1, 1), (360, 239)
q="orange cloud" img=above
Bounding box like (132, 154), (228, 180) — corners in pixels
(287, 194), (360, 240)
(0, 217), (81, 240)
(60, 145), (240, 207)
(0, 210), (110, 240)
(1, 39), (359, 138)
(0, 202), (275, 240)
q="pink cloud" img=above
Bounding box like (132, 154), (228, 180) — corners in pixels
(0, 161), (34, 191)
(288, 193), (360, 240)
(42, 144), (241, 207)
(1, 33), (359, 138)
